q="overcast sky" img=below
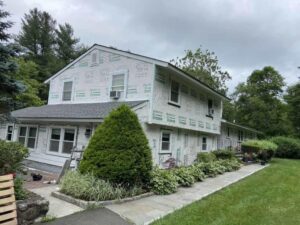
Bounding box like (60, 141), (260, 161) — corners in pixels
(5, 0), (300, 93)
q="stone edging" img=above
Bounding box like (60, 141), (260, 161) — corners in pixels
(51, 191), (154, 209)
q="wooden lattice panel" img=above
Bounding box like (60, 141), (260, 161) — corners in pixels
(0, 174), (17, 225)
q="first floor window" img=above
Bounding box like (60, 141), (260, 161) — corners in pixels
(18, 126), (37, 148)
(161, 131), (171, 151)
(184, 133), (189, 147)
(170, 80), (180, 104)
(111, 74), (125, 91)
(49, 128), (75, 154)
(6, 125), (13, 141)
(202, 137), (207, 150)
(227, 127), (230, 137)
(238, 130), (244, 142)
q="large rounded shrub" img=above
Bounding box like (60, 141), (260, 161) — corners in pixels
(271, 136), (300, 159)
(79, 105), (152, 187)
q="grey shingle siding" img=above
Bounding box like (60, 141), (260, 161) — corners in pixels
(11, 101), (146, 119)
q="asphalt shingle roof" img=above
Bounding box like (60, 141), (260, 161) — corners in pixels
(11, 101), (146, 120)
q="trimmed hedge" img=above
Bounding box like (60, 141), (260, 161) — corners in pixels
(0, 140), (29, 175)
(79, 105), (152, 187)
(271, 136), (300, 159)
(241, 140), (277, 161)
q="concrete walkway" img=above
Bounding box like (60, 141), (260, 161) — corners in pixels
(30, 185), (83, 218)
(107, 164), (267, 225)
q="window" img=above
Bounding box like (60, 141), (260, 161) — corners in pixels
(6, 125), (13, 141)
(227, 127), (230, 137)
(238, 130), (244, 142)
(111, 74), (125, 91)
(18, 126), (37, 149)
(202, 137), (207, 150)
(161, 131), (171, 152)
(184, 133), (189, 147)
(63, 81), (73, 101)
(208, 99), (214, 115)
(170, 80), (180, 104)
(49, 128), (75, 155)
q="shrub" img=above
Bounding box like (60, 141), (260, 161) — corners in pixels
(14, 177), (28, 200)
(188, 164), (205, 182)
(195, 152), (216, 163)
(213, 149), (236, 160)
(218, 159), (241, 172)
(271, 136), (300, 159)
(0, 140), (29, 175)
(241, 139), (277, 161)
(79, 105), (152, 187)
(196, 162), (218, 177)
(150, 167), (178, 195)
(60, 171), (143, 201)
(173, 167), (195, 187)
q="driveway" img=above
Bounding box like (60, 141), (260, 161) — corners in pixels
(36, 208), (131, 225)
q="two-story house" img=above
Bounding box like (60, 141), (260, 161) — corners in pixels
(0, 44), (260, 173)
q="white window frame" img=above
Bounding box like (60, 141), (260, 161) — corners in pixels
(6, 124), (14, 141)
(169, 80), (180, 106)
(238, 130), (244, 142)
(160, 130), (172, 153)
(62, 81), (73, 101)
(208, 99), (214, 115)
(202, 136), (207, 151)
(110, 70), (128, 94)
(47, 126), (77, 157)
(18, 125), (38, 150)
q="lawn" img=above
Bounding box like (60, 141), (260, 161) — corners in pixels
(152, 159), (300, 225)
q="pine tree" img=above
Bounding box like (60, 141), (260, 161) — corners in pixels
(79, 105), (153, 187)
(55, 23), (79, 64)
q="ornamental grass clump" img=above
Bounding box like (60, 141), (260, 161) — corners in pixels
(79, 105), (152, 188)
(60, 171), (144, 201)
(150, 167), (178, 195)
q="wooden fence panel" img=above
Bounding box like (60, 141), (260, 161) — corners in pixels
(0, 174), (17, 225)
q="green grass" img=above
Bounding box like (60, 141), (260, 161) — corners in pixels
(152, 159), (300, 225)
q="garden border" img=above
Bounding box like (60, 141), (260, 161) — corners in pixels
(51, 191), (154, 209)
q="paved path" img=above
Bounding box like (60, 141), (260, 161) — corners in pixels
(35, 208), (131, 225)
(30, 185), (83, 218)
(107, 164), (267, 225)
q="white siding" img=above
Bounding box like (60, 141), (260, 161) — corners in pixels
(48, 48), (154, 105)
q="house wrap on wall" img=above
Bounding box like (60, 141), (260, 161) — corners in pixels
(0, 44), (261, 172)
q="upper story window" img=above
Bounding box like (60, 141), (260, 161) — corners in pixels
(208, 99), (214, 116)
(111, 74), (125, 92)
(6, 125), (13, 141)
(170, 80), (180, 104)
(18, 126), (38, 149)
(63, 81), (73, 101)
(161, 131), (171, 152)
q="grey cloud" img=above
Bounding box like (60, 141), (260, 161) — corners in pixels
(5, 0), (300, 93)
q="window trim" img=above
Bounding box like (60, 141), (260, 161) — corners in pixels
(238, 130), (244, 142)
(62, 81), (73, 101)
(160, 130), (172, 153)
(6, 124), (14, 141)
(18, 125), (38, 150)
(169, 80), (181, 106)
(110, 70), (128, 95)
(47, 126), (77, 157)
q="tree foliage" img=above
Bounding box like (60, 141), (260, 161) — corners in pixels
(233, 66), (292, 136)
(0, 1), (24, 118)
(79, 105), (153, 187)
(284, 82), (300, 137)
(171, 47), (231, 94)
